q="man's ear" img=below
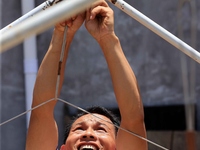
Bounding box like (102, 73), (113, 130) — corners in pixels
(60, 144), (66, 150)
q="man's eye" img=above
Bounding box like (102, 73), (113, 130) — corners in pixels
(97, 127), (106, 132)
(75, 127), (84, 131)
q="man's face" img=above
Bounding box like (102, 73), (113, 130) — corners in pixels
(61, 113), (116, 150)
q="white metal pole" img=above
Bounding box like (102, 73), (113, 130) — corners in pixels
(0, 0), (94, 52)
(0, 0), (63, 33)
(107, 0), (200, 64)
(21, 0), (38, 128)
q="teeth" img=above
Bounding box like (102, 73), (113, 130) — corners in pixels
(80, 145), (97, 150)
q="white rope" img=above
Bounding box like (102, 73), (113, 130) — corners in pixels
(0, 96), (169, 150)
(0, 98), (55, 126)
(55, 26), (68, 98)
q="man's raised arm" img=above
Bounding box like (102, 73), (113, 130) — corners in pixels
(26, 13), (85, 150)
(100, 34), (147, 150)
(85, 0), (147, 149)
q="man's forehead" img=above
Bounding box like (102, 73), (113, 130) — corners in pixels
(73, 113), (112, 125)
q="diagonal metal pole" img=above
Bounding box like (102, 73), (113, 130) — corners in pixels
(107, 0), (200, 64)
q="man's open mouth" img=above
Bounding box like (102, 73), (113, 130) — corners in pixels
(78, 144), (99, 150)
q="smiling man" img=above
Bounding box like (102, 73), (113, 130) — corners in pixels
(61, 106), (120, 150)
(26, 0), (147, 150)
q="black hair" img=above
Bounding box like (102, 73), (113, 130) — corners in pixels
(63, 106), (120, 144)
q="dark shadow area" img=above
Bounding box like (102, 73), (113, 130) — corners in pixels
(63, 104), (198, 131)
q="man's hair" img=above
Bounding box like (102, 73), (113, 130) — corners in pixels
(63, 106), (120, 144)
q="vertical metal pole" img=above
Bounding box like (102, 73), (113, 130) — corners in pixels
(177, 0), (197, 149)
(21, 0), (38, 128)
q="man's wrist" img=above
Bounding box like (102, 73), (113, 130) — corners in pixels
(49, 28), (74, 53)
(54, 27), (75, 40)
(98, 33), (118, 45)
(98, 33), (119, 47)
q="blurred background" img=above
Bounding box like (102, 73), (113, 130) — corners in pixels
(0, 0), (200, 149)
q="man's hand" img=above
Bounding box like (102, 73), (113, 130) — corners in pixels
(85, 0), (115, 42)
(55, 11), (85, 35)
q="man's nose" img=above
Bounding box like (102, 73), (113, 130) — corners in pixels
(81, 128), (97, 140)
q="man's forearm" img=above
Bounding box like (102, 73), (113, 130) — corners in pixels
(99, 33), (144, 125)
(32, 28), (73, 111)
(99, 34), (147, 149)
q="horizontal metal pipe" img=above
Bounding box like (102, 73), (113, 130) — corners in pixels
(0, 0), (94, 52)
(107, 0), (200, 64)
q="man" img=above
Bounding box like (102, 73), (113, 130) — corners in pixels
(26, 0), (147, 150)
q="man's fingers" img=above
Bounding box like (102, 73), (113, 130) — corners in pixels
(90, 6), (109, 20)
(86, 0), (109, 20)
